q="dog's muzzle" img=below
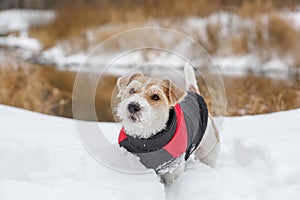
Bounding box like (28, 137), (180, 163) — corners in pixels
(127, 102), (141, 122)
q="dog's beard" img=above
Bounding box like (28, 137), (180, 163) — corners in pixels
(117, 96), (169, 138)
(117, 96), (153, 127)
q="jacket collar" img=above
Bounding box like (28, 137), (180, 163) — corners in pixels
(121, 107), (177, 153)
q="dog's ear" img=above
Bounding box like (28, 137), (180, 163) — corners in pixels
(117, 72), (143, 98)
(162, 80), (185, 106)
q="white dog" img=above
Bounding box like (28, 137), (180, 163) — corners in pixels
(117, 64), (220, 185)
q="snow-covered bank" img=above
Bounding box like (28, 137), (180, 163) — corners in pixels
(0, 104), (300, 199)
(0, 35), (41, 51)
(1, 9), (300, 78)
(0, 9), (56, 59)
(36, 8), (300, 78)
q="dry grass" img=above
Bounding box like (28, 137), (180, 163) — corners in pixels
(229, 31), (250, 55)
(198, 22), (221, 54)
(29, 3), (111, 48)
(267, 13), (300, 58)
(222, 75), (300, 116)
(3, 0), (300, 120)
(250, 12), (300, 65)
(195, 10), (300, 66)
(27, 0), (300, 71)
(29, 0), (300, 49)
(38, 66), (117, 121)
(197, 74), (300, 116)
(1, 63), (299, 121)
(29, 0), (221, 48)
(200, 74), (300, 116)
(0, 61), (72, 116)
(236, 0), (274, 17)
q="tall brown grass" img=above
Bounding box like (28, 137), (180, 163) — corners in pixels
(4, 0), (300, 120)
(195, 10), (300, 67)
(267, 13), (300, 57)
(199, 22), (221, 54)
(253, 12), (300, 66)
(1, 62), (299, 121)
(29, 0), (300, 49)
(0, 61), (72, 116)
(30, 0), (300, 71)
(197, 74), (300, 116)
(223, 75), (300, 116)
(229, 30), (250, 55)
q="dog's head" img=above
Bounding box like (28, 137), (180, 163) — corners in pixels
(116, 72), (185, 138)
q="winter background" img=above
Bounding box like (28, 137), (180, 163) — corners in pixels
(0, 0), (300, 200)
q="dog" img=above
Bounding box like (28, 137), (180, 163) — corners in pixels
(116, 63), (220, 185)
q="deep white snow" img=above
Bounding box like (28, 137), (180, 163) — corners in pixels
(0, 104), (299, 200)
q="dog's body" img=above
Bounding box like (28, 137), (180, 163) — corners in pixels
(117, 64), (220, 185)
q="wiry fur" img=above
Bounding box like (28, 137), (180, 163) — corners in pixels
(184, 63), (199, 92)
(117, 94), (169, 138)
(117, 63), (220, 185)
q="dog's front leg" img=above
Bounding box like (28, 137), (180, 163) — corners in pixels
(156, 154), (185, 186)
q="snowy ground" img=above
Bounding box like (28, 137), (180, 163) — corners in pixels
(0, 104), (299, 200)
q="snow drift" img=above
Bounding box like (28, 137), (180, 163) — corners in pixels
(0, 104), (300, 200)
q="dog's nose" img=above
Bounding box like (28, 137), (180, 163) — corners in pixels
(128, 102), (141, 113)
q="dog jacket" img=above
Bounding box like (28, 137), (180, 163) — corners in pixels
(118, 91), (208, 170)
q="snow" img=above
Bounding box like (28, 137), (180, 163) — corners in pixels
(0, 35), (42, 51)
(0, 105), (164, 200)
(0, 9), (55, 34)
(167, 112), (300, 200)
(0, 9), (56, 59)
(0, 104), (300, 199)
(282, 6), (300, 29)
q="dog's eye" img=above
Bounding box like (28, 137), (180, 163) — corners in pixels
(151, 94), (160, 101)
(129, 88), (135, 94)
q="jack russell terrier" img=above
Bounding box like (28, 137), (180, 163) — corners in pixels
(116, 63), (220, 185)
